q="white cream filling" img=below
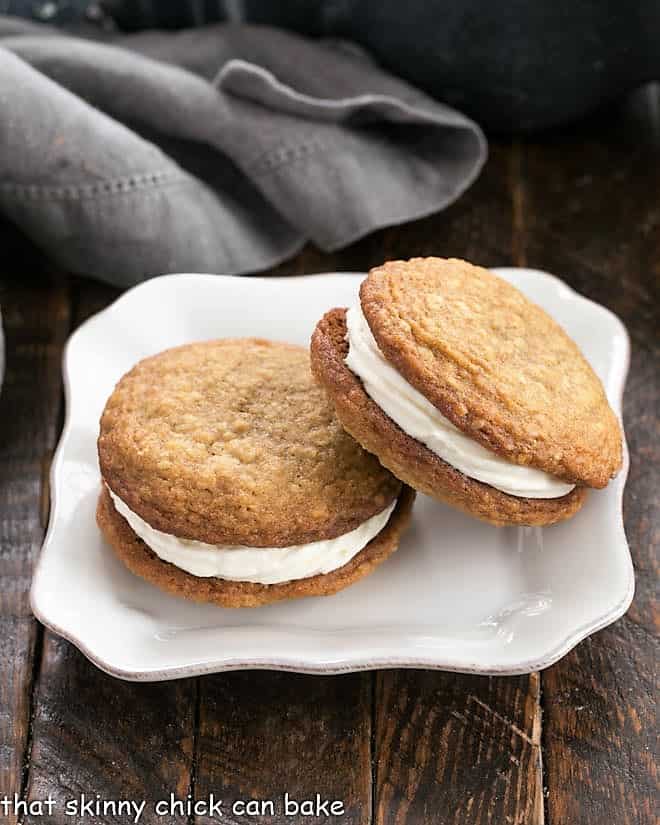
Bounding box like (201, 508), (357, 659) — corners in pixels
(344, 303), (574, 499)
(108, 486), (397, 585)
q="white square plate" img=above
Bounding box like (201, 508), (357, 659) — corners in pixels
(31, 269), (633, 680)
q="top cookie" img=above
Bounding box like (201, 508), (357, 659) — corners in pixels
(360, 258), (622, 487)
(98, 339), (401, 547)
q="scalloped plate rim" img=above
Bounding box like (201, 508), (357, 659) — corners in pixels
(31, 268), (633, 681)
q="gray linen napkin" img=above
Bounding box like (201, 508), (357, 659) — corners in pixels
(0, 19), (486, 286)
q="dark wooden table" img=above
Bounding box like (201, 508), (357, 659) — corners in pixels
(1, 85), (658, 825)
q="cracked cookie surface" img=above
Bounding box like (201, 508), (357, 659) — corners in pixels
(359, 257), (622, 487)
(99, 338), (401, 546)
(311, 307), (589, 526)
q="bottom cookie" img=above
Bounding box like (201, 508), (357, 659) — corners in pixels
(97, 485), (415, 607)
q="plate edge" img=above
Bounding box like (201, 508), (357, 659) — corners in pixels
(30, 268), (635, 681)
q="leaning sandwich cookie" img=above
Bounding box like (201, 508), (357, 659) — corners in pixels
(311, 257), (622, 527)
(97, 339), (414, 607)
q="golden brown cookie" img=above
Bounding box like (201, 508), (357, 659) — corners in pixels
(361, 258), (622, 486)
(98, 338), (412, 605)
(311, 258), (622, 527)
(311, 308), (588, 527)
(99, 338), (401, 546)
(97, 485), (415, 608)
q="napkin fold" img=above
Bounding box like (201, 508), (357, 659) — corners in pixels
(0, 19), (486, 286)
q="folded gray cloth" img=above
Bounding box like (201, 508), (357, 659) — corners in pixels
(0, 19), (486, 286)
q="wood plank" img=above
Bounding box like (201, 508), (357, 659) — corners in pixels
(371, 141), (544, 825)
(0, 620), (38, 822)
(23, 638), (196, 825)
(194, 671), (372, 825)
(375, 671), (543, 825)
(22, 279), (197, 825)
(520, 85), (659, 825)
(0, 256), (70, 825)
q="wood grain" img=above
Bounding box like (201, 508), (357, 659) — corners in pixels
(23, 638), (196, 825)
(374, 671), (543, 825)
(0, 89), (657, 825)
(0, 261), (70, 825)
(19, 278), (198, 825)
(369, 141), (544, 825)
(194, 671), (372, 824)
(520, 85), (659, 825)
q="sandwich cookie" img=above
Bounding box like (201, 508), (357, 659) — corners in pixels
(97, 339), (413, 607)
(311, 257), (622, 526)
